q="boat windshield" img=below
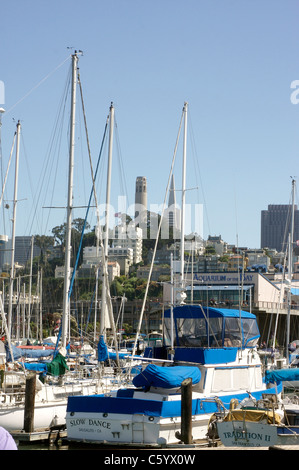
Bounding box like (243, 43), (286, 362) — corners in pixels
(241, 317), (260, 347)
(164, 315), (259, 348)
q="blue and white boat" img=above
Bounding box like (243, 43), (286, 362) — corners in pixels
(215, 368), (299, 448)
(66, 306), (280, 446)
(66, 102), (280, 446)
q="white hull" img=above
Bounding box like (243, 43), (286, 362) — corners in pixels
(66, 383), (279, 446)
(0, 400), (68, 432)
(0, 374), (116, 432)
(217, 420), (299, 448)
(67, 411), (210, 446)
(217, 420), (278, 447)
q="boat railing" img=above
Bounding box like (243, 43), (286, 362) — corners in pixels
(0, 371), (27, 405)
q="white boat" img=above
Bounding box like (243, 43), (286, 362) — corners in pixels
(66, 306), (280, 446)
(0, 52), (124, 434)
(0, 369), (107, 432)
(65, 102), (280, 447)
(213, 374), (299, 448)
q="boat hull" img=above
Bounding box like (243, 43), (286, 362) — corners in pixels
(66, 386), (279, 446)
(217, 420), (299, 447)
(0, 377), (107, 432)
(0, 401), (67, 432)
(66, 411), (210, 446)
(217, 420), (278, 447)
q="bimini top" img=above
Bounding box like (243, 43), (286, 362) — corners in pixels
(163, 305), (256, 320)
(162, 305), (260, 359)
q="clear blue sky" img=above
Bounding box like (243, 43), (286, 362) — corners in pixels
(1, 0), (299, 249)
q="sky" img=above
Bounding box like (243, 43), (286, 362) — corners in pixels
(1, 0), (299, 249)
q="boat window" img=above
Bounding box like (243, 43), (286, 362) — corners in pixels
(176, 318), (207, 347)
(224, 318), (242, 347)
(163, 314), (259, 349)
(164, 316), (224, 348)
(242, 318), (260, 347)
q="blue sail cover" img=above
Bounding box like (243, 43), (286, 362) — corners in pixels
(5, 343), (54, 362)
(132, 364), (201, 390)
(265, 368), (299, 384)
(23, 363), (49, 373)
(97, 335), (108, 362)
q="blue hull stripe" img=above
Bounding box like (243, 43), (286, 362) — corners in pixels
(67, 385), (280, 417)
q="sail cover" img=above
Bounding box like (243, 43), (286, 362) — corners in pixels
(97, 335), (108, 362)
(5, 343), (53, 361)
(132, 364), (201, 390)
(265, 368), (299, 384)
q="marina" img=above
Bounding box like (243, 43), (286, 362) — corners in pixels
(2, 1), (299, 456)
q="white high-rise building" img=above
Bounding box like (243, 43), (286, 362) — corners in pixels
(112, 224), (143, 264)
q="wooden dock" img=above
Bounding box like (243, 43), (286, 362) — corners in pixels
(11, 425), (67, 446)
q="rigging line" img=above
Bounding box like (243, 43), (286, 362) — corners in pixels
(77, 77), (119, 354)
(68, 120), (108, 299)
(4, 55), (71, 116)
(77, 71), (99, 208)
(77, 101), (88, 201)
(188, 108), (211, 236)
(20, 131), (42, 236)
(131, 104), (185, 360)
(281, 183), (296, 256)
(68, 75), (109, 300)
(43, 73), (71, 232)
(114, 117), (129, 204)
(25, 66), (71, 236)
(0, 131), (16, 209)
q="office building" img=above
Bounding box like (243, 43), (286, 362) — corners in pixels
(261, 204), (299, 252)
(0, 236), (41, 270)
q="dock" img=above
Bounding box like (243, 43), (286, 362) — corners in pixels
(11, 425), (67, 446)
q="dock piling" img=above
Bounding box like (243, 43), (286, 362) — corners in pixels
(23, 373), (36, 433)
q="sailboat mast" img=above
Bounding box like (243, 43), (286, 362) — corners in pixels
(27, 235), (34, 338)
(286, 178), (296, 363)
(61, 52), (78, 349)
(179, 102), (188, 298)
(8, 120), (21, 337)
(100, 103), (114, 338)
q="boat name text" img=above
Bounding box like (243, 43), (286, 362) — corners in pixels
(69, 418), (111, 429)
(223, 430), (273, 443)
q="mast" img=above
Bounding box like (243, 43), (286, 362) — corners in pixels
(8, 120), (21, 337)
(39, 269), (43, 343)
(27, 235), (34, 338)
(286, 178), (296, 364)
(100, 103), (114, 338)
(61, 52), (78, 349)
(178, 102), (188, 304)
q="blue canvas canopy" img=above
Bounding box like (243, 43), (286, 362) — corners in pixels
(132, 364), (201, 390)
(163, 306), (259, 355)
(163, 305), (256, 320)
(265, 368), (299, 384)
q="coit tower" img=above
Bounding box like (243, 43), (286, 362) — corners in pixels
(135, 176), (147, 233)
